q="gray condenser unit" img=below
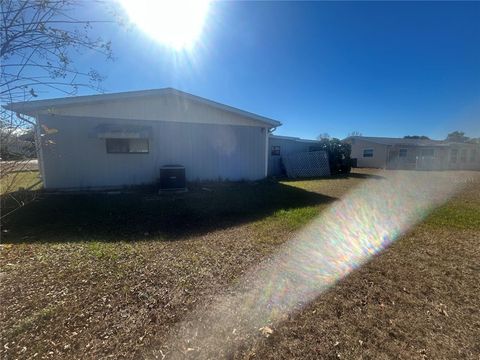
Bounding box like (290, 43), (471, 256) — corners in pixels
(159, 165), (186, 190)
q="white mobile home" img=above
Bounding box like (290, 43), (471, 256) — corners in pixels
(268, 135), (323, 176)
(5, 88), (281, 189)
(344, 136), (480, 170)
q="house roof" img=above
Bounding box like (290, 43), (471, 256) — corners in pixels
(344, 136), (451, 147)
(269, 134), (320, 144)
(3, 88), (282, 128)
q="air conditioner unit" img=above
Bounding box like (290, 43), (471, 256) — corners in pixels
(159, 165), (186, 190)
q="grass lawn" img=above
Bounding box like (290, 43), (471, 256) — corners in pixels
(0, 171), (42, 195)
(1, 169), (479, 359)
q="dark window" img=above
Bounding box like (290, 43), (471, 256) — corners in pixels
(421, 148), (434, 157)
(271, 146), (280, 156)
(363, 149), (373, 157)
(106, 138), (149, 153)
(399, 148), (408, 157)
(450, 149), (458, 163)
(460, 149), (467, 162)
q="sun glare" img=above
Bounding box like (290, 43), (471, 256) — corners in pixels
(160, 170), (464, 356)
(119, 0), (210, 50)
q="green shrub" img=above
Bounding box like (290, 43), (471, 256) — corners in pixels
(311, 138), (352, 174)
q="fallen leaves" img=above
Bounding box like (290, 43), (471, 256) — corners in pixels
(1, 170), (479, 359)
(259, 326), (273, 338)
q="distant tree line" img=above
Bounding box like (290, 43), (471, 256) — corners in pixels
(343, 130), (479, 143)
(403, 131), (479, 143)
(403, 135), (430, 139)
(444, 131), (479, 143)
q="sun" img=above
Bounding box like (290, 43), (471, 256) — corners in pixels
(119, 0), (211, 50)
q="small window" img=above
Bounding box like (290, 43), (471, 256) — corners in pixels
(421, 148), (434, 157)
(363, 149), (373, 158)
(399, 148), (408, 157)
(106, 138), (149, 153)
(271, 146), (280, 156)
(450, 149), (458, 163)
(460, 149), (467, 162)
(471, 149), (477, 162)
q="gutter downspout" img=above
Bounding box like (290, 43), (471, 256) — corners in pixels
(385, 145), (390, 169)
(264, 127), (269, 178)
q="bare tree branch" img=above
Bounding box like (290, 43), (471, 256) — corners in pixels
(1, 0), (115, 214)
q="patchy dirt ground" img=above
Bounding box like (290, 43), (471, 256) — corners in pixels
(1, 169), (479, 359)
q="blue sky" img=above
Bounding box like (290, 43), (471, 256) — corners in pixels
(45, 1), (480, 140)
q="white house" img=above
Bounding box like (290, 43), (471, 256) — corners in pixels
(344, 136), (480, 170)
(4, 88), (281, 189)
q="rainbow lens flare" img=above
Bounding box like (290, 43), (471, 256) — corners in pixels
(158, 170), (463, 357)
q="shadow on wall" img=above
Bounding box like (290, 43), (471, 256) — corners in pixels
(2, 181), (336, 244)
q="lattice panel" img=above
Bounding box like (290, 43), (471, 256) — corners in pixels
(282, 151), (331, 178)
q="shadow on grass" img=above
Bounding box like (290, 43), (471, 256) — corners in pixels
(1, 181), (336, 244)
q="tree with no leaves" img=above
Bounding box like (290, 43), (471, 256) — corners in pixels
(1, 0), (113, 209)
(347, 131), (362, 137)
(317, 132), (331, 140)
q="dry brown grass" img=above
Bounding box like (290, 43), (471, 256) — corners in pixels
(247, 226), (479, 359)
(1, 169), (479, 359)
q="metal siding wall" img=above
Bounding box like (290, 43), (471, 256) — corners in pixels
(268, 137), (318, 176)
(446, 145), (480, 170)
(38, 115), (266, 189)
(350, 139), (388, 168)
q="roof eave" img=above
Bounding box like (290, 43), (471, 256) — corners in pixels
(3, 88), (282, 128)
